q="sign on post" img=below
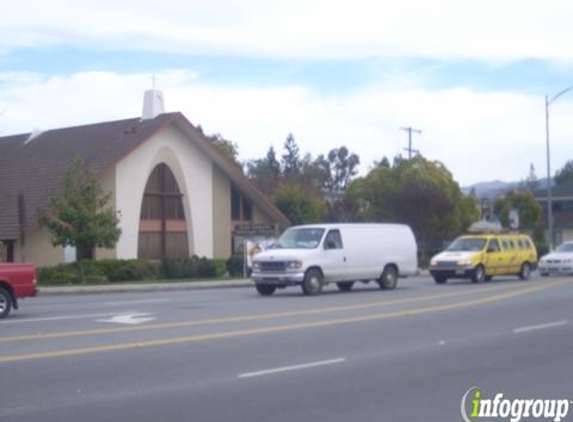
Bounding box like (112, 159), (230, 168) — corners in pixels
(233, 224), (277, 254)
(509, 209), (520, 230)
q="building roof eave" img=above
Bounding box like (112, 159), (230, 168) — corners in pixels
(171, 114), (291, 228)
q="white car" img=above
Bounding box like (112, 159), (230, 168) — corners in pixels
(538, 242), (573, 276)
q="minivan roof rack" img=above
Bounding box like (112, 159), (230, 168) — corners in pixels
(467, 221), (503, 234)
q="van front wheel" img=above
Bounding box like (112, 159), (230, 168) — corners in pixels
(472, 265), (486, 283)
(378, 266), (398, 290)
(255, 284), (277, 296)
(302, 269), (324, 296)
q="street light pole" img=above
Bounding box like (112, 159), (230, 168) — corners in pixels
(545, 86), (573, 250)
(545, 95), (553, 250)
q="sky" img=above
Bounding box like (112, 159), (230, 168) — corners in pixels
(1, 0), (573, 187)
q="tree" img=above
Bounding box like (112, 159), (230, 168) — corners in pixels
(301, 153), (328, 191)
(265, 146), (281, 175)
(281, 133), (302, 179)
(374, 156), (391, 168)
(525, 163), (539, 191)
(345, 155), (479, 259)
(493, 190), (542, 229)
(519, 163), (539, 192)
(196, 124), (241, 168)
(209, 133), (241, 168)
(273, 184), (326, 225)
(246, 146), (282, 196)
(247, 137), (361, 222)
(315, 146), (360, 193)
(39, 157), (121, 281)
(459, 191), (480, 230)
(392, 154), (404, 168)
(494, 191), (546, 256)
(555, 160), (573, 187)
(324, 194), (362, 223)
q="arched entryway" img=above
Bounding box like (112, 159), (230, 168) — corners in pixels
(138, 163), (189, 260)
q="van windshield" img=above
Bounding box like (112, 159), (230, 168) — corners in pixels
(276, 228), (325, 249)
(447, 237), (487, 252)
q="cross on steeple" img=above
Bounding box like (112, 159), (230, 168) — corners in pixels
(150, 73), (159, 90)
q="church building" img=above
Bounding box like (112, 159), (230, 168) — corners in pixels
(0, 91), (289, 266)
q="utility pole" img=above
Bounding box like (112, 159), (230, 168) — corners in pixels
(401, 127), (422, 159)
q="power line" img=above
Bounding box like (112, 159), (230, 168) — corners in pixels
(401, 126), (422, 159)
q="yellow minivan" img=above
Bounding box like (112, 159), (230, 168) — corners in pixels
(429, 233), (537, 284)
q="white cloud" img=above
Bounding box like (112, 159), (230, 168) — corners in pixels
(1, 0), (573, 61)
(2, 70), (572, 186)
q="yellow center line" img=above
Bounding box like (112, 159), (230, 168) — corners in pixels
(0, 279), (568, 364)
(3, 283), (514, 342)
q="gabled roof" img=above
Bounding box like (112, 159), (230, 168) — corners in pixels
(0, 112), (289, 240)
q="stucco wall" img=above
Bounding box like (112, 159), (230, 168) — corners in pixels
(114, 124), (214, 259)
(212, 166), (232, 259)
(96, 166), (117, 260)
(19, 226), (64, 267)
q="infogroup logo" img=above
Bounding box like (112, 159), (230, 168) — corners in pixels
(461, 387), (571, 422)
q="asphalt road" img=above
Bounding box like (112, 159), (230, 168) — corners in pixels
(2, 275), (573, 422)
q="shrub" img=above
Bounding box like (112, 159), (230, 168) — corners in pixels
(38, 267), (81, 285)
(38, 256), (224, 285)
(107, 260), (160, 282)
(107, 264), (142, 282)
(83, 275), (109, 284)
(226, 253), (245, 277)
(161, 256), (223, 279)
(75, 259), (111, 277)
(162, 257), (198, 279)
(535, 241), (550, 258)
(213, 259), (228, 277)
(38, 259), (160, 285)
(198, 257), (217, 278)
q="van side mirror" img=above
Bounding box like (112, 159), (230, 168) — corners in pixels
(487, 247), (495, 253)
(325, 241), (337, 250)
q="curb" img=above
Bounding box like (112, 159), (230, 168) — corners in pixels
(38, 279), (255, 296)
(37, 271), (431, 296)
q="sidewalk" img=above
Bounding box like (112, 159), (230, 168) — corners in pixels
(38, 270), (430, 296)
(38, 278), (254, 296)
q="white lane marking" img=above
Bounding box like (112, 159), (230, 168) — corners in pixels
(513, 320), (569, 334)
(102, 299), (171, 306)
(97, 312), (156, 325)
(238, 358), (346, 379)
(0, 312), (138, 324)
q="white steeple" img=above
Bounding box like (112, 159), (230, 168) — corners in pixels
(141, 89), (165, 120)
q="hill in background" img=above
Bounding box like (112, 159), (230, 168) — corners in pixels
(462, 178), (552, 199)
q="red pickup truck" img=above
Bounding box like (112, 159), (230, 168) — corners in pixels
(0, 263), (37, 318)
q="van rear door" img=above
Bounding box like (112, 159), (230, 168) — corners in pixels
(322, 229), (347, 283)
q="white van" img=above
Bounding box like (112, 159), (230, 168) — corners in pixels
(251, 223), (418, 296)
